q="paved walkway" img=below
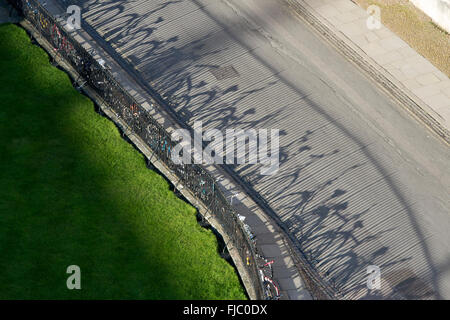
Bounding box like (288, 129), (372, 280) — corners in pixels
(295, 0), (450, 142)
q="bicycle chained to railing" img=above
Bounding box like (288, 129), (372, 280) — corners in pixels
(258, 255), (281, 300)
(241, 216), (281, 300)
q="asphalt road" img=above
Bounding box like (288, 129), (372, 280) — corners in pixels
(74, 0), (449, 299)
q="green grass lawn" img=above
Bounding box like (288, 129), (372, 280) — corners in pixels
(0, 23), (246, 299)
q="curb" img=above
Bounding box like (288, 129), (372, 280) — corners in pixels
(286, 0), (450, 145)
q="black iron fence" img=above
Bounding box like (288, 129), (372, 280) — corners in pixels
(6, 0), (277, 299)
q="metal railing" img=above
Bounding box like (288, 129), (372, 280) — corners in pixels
(6, 0), (279, 299)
